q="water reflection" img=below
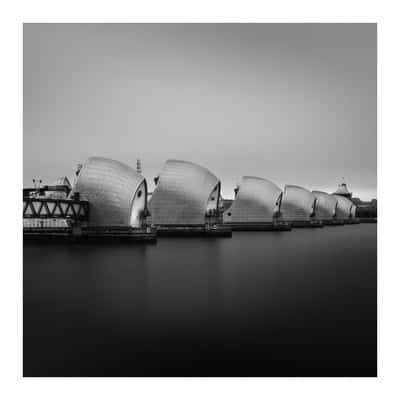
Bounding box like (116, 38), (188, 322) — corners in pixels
(23, 225), (377, 377)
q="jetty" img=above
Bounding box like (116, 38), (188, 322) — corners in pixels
(290, 220), (324, 228)
(155, 224), (232, 238)
(24, 226), (157, 244)
(224, 221), (291, 232)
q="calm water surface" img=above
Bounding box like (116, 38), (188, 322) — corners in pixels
(23, 224), (377, 376)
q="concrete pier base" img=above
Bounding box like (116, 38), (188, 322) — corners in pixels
(324, 220), (345, 226)
(23, 226), (157, 244)
(155, 225), (232, 238)
(290, 220), (324, 228)
(224, 221), (292, 232)
(359, 218), (377, 223)
(346, 218), (361, 224)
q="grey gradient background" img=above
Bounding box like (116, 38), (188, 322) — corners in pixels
(23, 23), (377, 200)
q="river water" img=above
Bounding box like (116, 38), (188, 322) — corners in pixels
(23, 224), (377, 377)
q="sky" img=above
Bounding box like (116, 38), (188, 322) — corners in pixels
(23, 23), (377, 200)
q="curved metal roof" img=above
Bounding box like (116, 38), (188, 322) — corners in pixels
(72, 157), (146, 226)
(280, 185), (316, 221)
(148, 159), (220, 225)
(223, 176), (282, 223)
(334, 195), (354, 220)
(312, 191), (337, 220)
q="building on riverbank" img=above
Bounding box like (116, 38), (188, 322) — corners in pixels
(333, 179), (353, 199)
(23, 174), (88, 229)
(352, 198), (377, 219)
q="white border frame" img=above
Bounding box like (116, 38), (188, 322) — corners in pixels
(1, 1), (398, 399)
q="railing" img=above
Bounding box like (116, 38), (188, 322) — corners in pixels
(23, 198), (89, 221)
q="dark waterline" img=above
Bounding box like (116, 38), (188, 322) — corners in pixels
(23, 224), (377, 377)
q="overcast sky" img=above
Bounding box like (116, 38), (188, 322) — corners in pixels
(24, 23), (376, 200)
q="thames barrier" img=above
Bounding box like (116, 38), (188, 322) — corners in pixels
(23, 157), (377, 243)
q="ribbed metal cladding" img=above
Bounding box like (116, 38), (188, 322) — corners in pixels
(72, 157), (146, 226)
(280, 185), (316, 221)
(223, 176), (282, 223)
(334, 195), (354, 220)
(148, 159), (220, 225)
(312, 191), (337, 221)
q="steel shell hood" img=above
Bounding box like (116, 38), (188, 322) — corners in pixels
(72, 157), (147, 226)
(148, 159), (221, 225)
(334, 195), (354, 220)
(223, 176), (282, 223)
(312, 191), (337, 220)
(280, 185), (316, 221)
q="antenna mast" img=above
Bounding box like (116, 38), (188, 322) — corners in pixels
(136, 159), (142, 175)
